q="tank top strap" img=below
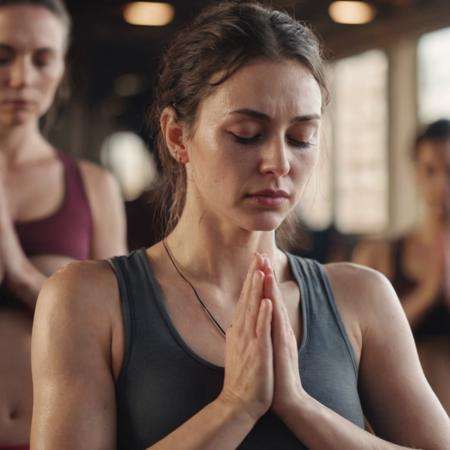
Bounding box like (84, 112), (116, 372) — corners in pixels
(108, 249), (160, 387)
(56, 151), (90, 209)
(287, 253), (359, 376)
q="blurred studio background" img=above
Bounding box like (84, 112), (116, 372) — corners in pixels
(48, 0), (450, 259)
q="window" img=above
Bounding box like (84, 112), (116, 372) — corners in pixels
(418, 27), (450, 124)
(297, 111), (333, 231)
(300, 50), (389, 234)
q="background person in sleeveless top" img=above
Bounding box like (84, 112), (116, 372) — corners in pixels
(0, 1), (127, 448)
(353, 119), (450, 414)
(31, 3), (449, 450)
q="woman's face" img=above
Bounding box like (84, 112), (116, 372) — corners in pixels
(416, 139), (450, 221)
(0, 4), (66, 128)
(185, 59), (322, 233)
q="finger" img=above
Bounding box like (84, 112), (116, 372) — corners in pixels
(242, 269), (265, 332)
(256, 298), (272, 342)
(263, 258), (290, 318)
(264, 269), (283, 308)
(264, 273), (283, 328)
(236, 253), (264, 314)
(264, 271), (294, 343)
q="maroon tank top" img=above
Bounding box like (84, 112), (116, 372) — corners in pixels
(14, 151), (93, 260)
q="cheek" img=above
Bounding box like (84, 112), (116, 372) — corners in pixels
(37, 66), (64, 112)
(292, 149), (319, 182)
(198, 151), (243, 195)
(191, 130), (243, 182)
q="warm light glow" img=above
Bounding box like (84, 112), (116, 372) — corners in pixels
(329, 1), (376, 25)
(101, 132), (157, 201)
(124, 2), (174, 26)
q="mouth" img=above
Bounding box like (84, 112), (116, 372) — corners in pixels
(1, 99), (34, 109)
(245, 189), (290, 207)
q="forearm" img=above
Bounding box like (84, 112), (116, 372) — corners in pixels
(0, 222), (46, 309)
(5, 260), (46, 309)
(278, 393), (422, 450)
(148, 395), (258, 450)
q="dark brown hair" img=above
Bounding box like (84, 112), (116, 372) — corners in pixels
(413, 118), (450, 161)
(150, 1), (329, 247)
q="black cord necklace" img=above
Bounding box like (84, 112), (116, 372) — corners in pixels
(162, 239), (227, 338)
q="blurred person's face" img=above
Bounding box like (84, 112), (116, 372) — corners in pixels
(182, 58), (322, 233)
(416, 139), (450, 222)
(0, 4), (66, 129)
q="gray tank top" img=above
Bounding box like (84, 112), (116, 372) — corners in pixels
(110, 249), (364, 450)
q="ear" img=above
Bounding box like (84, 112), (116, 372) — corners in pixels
(160, 106), (189, 164)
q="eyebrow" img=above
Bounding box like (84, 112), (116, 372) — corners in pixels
(0, 43), (56, 53)
(230, 108), (321, 124)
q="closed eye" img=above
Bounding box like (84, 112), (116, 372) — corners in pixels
(230, 132), (262, 145)
(287, 137), (314, 149)
(229, 132), (315, 149)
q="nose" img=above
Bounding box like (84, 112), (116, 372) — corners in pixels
(259, 136), (291, 177)
(8, 56), (34, 89)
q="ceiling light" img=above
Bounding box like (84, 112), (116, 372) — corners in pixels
(329, 1), (376, 25)
(123, 2), (174, 27)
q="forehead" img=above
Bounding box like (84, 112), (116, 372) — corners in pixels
(200, 59), (322, 121)
(418, 140), (450, 165)
(0, 4), (66, 51)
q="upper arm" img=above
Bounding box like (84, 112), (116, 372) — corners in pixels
(356, 267), (449, 449)
(79, 161), (128, 259)
(31, 261), (118, 450)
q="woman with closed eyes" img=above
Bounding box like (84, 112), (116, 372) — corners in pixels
(31, 2), (449, 449)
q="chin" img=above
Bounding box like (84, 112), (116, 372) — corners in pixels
(1, 111), (33, 127)
(239, 211), (286, 232)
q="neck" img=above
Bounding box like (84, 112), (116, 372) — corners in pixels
(165, 197), (287, 294)
(0, 121), (48, 165)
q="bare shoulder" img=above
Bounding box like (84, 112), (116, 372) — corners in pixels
(35, 259), (120, 335)
(78, 160), (127, 258)
(78, 159), (121, 199)
(39, 259), (117, 300)
(322, 262), (398, 361)
(324, 262), (396, 319)
(324, 261), (391, 295)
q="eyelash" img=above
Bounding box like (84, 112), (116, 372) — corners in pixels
(231, 133), (313, 150)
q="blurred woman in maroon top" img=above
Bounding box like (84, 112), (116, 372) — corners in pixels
(0, 1), (127, 448)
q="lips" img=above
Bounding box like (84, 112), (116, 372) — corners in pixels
(0, 100), (35, 111)
(246, 189), (290, 207)
(2, 99), (32, 106)
(247, 189), (290, 198)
